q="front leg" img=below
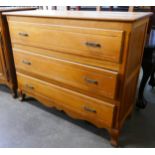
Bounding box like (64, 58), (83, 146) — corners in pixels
(18, 90), (26, 101)
(11, 88), (17, 98)
(108, 129), (120, 147)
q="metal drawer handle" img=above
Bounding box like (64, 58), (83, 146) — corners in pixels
(85, 42), (101, 48)
(22, 60), (31, 65)
(19, 32), (29, 37)
(84, 77), (98, 85)
(25, 84), (34, 90)
(84, 106), (97, 113)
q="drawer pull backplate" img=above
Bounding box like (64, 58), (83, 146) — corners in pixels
(85, 42), (101, 48)
(84, 77), (98, 85)
(25, 84), (34, 90)
(22, 60), (31, 65)
(84, 106), (97, 113)
(19, 32), (29, 37)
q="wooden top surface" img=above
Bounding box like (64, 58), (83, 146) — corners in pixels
(3, 10), (152, 22)
(0, 7), (36, 13)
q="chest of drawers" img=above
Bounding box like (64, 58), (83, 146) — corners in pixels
(4, 10), (152, 146)
(0, 7), (36, 97)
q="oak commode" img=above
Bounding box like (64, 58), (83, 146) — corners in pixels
(4, 10), (152, 146)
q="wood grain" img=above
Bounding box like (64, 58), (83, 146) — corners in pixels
(5, 11), (151, 146)
(0, 7), (36, 97)
(4, 10), (153, 22)
(9, 21), (124, 63)
(17, 72), (115, 128)
(14, 49), (118, 99)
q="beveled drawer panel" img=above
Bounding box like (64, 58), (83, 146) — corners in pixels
(17, 73), (115, 128)
(14, 50), (118, 99)
(8, 21), (124, 63)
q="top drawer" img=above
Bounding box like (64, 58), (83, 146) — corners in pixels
(8, 21), (124, 63)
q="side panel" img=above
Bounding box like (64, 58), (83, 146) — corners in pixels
(0, 16), (6, 83)
(118, 19), (149, 126)
(0, 42), (5, 82)
(0, 14), (17, 90)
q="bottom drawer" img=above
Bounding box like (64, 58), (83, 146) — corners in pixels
(17, 73), (115, 128)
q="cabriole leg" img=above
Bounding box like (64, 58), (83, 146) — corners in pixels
(18, 90), (26, 101)
(12, 88), (17, 98)
(108, 129), (120, 147)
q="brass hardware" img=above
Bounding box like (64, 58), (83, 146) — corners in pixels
(85, 42), (101, 48)
(19, 32), (29, 37)
(22, 60), (31, 65)
(84, 77), (98, 85)
(83, 106), (96, 113)
(25, 84), (34, 90)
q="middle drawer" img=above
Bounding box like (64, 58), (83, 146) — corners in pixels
(13, 49), (118, 99)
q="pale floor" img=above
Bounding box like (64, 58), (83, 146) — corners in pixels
(0, 83), (155, 148)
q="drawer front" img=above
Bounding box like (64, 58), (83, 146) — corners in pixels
(9, 21), (124, 63)
(14, 50), (118, 99)
(17, 73), (115, 128)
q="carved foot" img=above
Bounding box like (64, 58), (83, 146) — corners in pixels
(18, 90), (26, 102)
(12, 89), (17, 98)
(108, 129), (120, 147)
